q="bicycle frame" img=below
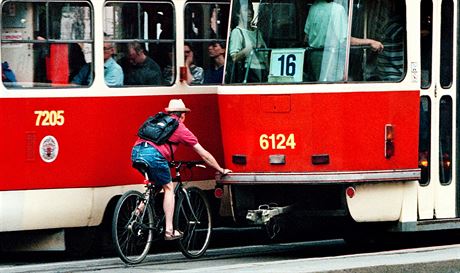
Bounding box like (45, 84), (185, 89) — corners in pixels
(136, 160), (204, 231)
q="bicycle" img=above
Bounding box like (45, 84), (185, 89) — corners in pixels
(112, 160), (212, 264)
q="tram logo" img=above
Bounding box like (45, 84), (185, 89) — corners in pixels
(39, 135), (59, 163)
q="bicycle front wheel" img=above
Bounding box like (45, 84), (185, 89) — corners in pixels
(175, 187), (212, 258)
(112, 190), (154, 264)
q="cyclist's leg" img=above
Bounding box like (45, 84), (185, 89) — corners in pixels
(135, 142), (179, 238)
(162, 181), (178, 234)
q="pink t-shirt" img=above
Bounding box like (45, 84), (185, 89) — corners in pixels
(134, 117), (198, 161)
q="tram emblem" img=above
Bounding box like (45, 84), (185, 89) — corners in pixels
(39, 135), (59, 163)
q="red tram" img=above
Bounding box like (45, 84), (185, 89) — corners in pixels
(1, 0), (459, 253)
(0, 0), (230, 252)
(217, 0), (460, 238)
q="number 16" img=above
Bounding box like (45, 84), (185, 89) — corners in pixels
(277, 54), (296, 76)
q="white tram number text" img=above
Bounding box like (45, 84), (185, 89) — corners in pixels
(34, 110), (65, 126)
(260, 134), (296, 150)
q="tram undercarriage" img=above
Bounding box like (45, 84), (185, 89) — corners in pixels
(223, 178), (460, 240)
(228, 184), (350, 238)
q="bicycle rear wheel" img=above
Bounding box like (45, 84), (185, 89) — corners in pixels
(175, 187), (212, 258)
(112, 190), (154, 264)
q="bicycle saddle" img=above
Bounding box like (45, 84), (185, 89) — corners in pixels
(132, 160), (150, 176)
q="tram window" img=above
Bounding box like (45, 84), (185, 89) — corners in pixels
(420, 0), (432, 89)
(439, 0), (453, 89)
(349, 1), (405, 82)
(1, 1), (93, 88)
(184, 2), (230, 85)
(104, 1), (174, 86)
(439, 96), (452, 185)
(419, 96), (431, 186)
(223, 0), (406, 85)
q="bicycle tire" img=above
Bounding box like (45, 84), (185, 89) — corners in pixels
(112, 190), (154, 264)
(175, 187), (212, 258)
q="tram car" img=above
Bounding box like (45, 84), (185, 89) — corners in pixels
(0, 0), (230, 252)
(217, 0), (460, 239)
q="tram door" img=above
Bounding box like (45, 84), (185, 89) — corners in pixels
(418, 0), (456, 220)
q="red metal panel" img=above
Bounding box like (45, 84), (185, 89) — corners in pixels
(0, 94), (223, 191)
(218, 90), (420, 173)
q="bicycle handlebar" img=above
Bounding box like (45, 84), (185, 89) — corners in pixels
(170, 160), (206, 170)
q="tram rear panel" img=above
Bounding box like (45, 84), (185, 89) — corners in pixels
(217, 0), (420, 229)
(219, 91), (419, 173)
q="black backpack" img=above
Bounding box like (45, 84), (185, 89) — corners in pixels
(137, 112), (179, 144)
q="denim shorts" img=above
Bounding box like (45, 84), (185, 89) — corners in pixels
(131, 142), (171, 186)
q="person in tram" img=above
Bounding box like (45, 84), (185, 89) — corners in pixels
(228, 1), (267, 83)
(364, 0), (405, 82)
(103, 39), (124, 87)
(2, 61), (17, 86)
(71, 43), (93, 86)
(131, 99), (232, 240)
(304, 0), (383, 81)
(373, 15), (404, 81)
(204, 41), (226, 84)
(123, 42), (163, 86)
(71, 63), (92, 85)
(184, 42), (204, 85)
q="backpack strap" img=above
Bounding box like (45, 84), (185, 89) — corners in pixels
(167, 141), (175, 162)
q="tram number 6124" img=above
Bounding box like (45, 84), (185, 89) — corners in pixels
(34, 110), (65, 126)
(260, 133), (296, 150)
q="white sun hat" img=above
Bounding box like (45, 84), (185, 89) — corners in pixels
(165, 99), (191, 112)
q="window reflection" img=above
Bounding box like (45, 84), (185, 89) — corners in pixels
(439, 96), (452, 184)
(184, 3), (230, 85)
(104, 1), (174, 86)
(419, 96), (431, 185)
(440, 0), (453, 88)
(224, 0), (406, 85)
(1, 1), (93, 88)
(420, 0), (432, 89)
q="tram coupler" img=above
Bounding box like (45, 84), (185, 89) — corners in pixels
(246, 204), (292, 225)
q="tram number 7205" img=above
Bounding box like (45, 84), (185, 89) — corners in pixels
(259, 133), (296, 150)
(34, 110), (65, 126)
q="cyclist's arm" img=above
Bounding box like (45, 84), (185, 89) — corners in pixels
(193, 143), (232, 175)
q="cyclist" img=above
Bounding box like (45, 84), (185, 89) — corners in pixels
(131, 99), (232, 240)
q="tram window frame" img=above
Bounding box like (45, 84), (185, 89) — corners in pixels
(439, 95), (453, 185)
(184, 1), (230, 85)
(104, 1), (176, 87)
(419, 96), (431, 186)
(223, 0), (406, 85)
(0, 1), (94, 89)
